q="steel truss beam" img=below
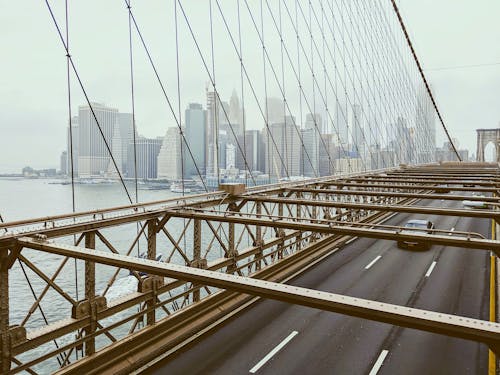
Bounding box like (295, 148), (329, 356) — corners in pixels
(323, 182), (498, 193)
(243, 196), (499, 220)
(286, 187), (500, 203)
(373, 174), (500, 182)
(336, 177), (498, 187)
(15, 238), (500, 351)
(379, 173), (500, 180)
(162, 209), (499, 252)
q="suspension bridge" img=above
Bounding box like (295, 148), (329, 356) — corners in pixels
(0, 1), (498, 374)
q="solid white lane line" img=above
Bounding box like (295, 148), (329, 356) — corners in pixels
(249, 331), (299, 373)
(346, 236), (358, 245)
(365, 255), (382, 270)
(368, 350), (389, 375)
(425, 261), (437, 277)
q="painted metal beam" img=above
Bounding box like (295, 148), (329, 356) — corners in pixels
(286, 187), (500, 203)
(337, 177), (498, 186)
(162, 209), (499, 251)
(324, 182), (498, 193)
(243, 196), (499, 220)
(15, 238), (500, 347)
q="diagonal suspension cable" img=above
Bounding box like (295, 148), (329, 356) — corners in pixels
(43, 0), (134, 204)
(122, 0), (208, 191)
(178, 0), (291, 182)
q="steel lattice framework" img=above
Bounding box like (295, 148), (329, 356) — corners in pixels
(0, 163), (498, 374)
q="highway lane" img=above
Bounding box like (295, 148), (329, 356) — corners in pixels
(151, 194), (491, 374)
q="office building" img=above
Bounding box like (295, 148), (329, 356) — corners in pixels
(77, 102), (118, 178)
(127, 136), (162, 180)
(157, 127), (183, 180)
(415, 85), (436, 163)
(184, 103), (206, 177)
(236, 129), (265, 173)
(265, 115), (301, 178)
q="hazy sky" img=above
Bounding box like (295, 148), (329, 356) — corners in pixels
(1, 1), (499, 172)
(399, 0), (500, 152)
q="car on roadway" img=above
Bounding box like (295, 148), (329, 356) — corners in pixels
(462, 200), (489, 209)
(434, 184), (450, 194)
(397, 219), (435, 250)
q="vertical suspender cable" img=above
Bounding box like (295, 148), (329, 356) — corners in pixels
(127, 0), (141, 256)
(174, 0), (189, 263)
(174, 0), (185, 194)
(45, 0), (134, 204)
(127, 0), (139, 203)
(237, 0), (248, 186)
(209, 0), (220, 186)
(294, 1), (302, 177)
(258, 1), (274, 182)
(64, 4), (79, 353)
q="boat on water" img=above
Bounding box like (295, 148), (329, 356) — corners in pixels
(78, 178), (117, 185)
(170, 182), (191, 193)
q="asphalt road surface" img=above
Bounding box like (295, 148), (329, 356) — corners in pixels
(151, 192), (491, 374)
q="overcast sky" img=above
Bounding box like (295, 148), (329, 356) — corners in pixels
(399, 0), (500, 152)
(1, 0), (499, 173)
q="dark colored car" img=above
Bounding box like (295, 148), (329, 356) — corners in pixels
(397, 219), (434, 250)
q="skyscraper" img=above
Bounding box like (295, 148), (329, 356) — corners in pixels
(334, 100), (349, 146)
(350, 104), (364, 153)
(265, 116), (301, 178)
(318, 134), (338, 176)
(66, 115), (79, 176)
(60, 151), (68, 175)
(225, 143), (236, 170)
(415, 85), (436, 163)
(236, 130), (265, 173)
(228, 89), (244, 136)
(77, 102), (118, 178)
(266, 97), (285, 125)
(157, 127), (183, 180)
(206, 88), (246, 176)
(127, 136), (162, 180)
(107, 122), (123, 177)
(301, 113), (322, 177)
(184, 103), (206, 178)
(395, 117), (412, 164)
(206, 87), (222, 176)
(117, 113), (135, 176)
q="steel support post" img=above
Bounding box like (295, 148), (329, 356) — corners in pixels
(254, 202), (263, 271)
(84, 231), (96, 356)
(311, 192), (318, 243)
(0, 250), (10, 373)
(227, 220), (236, 273)
(226, 203), (238, 274)
(277, 194), (285, 259)
(147, 220), (157, 325)
(193, 219), (201, 302)
(296, 192), (302, 251)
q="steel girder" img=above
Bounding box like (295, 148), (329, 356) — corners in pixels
(15, 238), (500, 351)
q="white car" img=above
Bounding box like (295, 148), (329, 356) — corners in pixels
(397, 219), (434, 250)
(462, 200), (489, 209)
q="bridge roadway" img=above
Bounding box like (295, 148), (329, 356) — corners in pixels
(149, 191), (491, 374)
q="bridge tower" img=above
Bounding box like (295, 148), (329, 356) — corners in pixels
(476, 128), (500, 162)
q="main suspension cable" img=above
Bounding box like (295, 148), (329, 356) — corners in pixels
(390, 0), (461, 161)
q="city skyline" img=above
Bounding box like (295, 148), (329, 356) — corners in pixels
(55, 86), (472, 183)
